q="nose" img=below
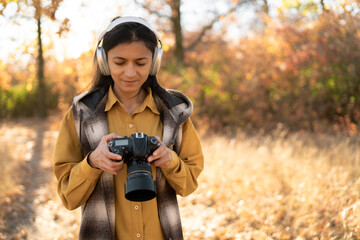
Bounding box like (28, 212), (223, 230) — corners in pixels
(125, 63), (136, 78)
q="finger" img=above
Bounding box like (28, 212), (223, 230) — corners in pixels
(152, 143), (167, 158)
(148, 150), (162, 162)
(108, 159), (124, 170)
(102, 158), (124, 175)
(112, 161), (124, 175)
(100, 141), (123, 161)
(101, 134), (114, 143)
(149, 148), (171, 167)
(104, 151), (123, 161)
(102, 133), (121, 143)
(148, 144), (167, 163)
(108, 132), (121, 139)
(94, 148), (122, 166)
(152, 158), (171, 168)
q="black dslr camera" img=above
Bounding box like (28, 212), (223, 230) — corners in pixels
(109, 133), (160, 202)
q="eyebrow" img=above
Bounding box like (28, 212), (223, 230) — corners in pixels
(112, 57), (149, 61)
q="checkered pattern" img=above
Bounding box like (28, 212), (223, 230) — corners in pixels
(72, 86), (193, 240)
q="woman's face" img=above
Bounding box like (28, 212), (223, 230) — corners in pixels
(107, 41), (153, 98)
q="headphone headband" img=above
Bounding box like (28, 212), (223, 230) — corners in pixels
(97, 16), (161, 43)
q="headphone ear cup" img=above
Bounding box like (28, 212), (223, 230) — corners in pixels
(150, 46), (163, 76)
(96, 46), (111, 76)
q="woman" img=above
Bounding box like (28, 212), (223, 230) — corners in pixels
(53, 16), (204, 240)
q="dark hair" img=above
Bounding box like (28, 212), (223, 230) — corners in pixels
(91, 17), (166, 101)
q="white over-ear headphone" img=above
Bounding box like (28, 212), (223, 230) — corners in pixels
(96, 16), (163, 76)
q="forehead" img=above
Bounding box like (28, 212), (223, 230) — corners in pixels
(108, 41), (152, 57)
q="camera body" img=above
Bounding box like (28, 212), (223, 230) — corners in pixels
(109, 132), (160, 201)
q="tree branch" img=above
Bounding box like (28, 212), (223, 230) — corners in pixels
(185, 0), (250, 51)
(133, 0), (170, 18)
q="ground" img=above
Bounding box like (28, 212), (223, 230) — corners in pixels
(0, 117), (360, 240)
(0, 117), (81, 240)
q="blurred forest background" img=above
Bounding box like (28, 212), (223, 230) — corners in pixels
(0, 0), (359, 134)
(0, 0), (360, 239)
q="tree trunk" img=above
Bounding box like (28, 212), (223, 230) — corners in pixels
(320, 0), (325, 11)
(170, 0), (184, 66)
(37, 15), (46, 118)
(262, 0), (269, 15)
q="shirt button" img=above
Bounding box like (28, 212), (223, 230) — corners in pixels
(136, 233), (141, 238)
(134, 205), (139, 210)
(129, 123), (134, 128)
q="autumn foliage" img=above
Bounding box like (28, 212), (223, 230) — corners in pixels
(161, 10), (360, 134)
(0, 8), (359, 134)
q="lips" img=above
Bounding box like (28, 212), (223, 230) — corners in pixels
(123, 80), (137, 85)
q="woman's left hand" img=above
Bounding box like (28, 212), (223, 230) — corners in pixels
(147, 136), (172, 168)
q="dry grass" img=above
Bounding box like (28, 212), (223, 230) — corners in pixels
(0, 119), (359, 239)
(179, 126), (360, 239)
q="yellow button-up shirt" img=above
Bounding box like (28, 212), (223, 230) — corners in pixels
(53, 86), (204, 240)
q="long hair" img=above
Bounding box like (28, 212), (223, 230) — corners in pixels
(91, 17), (167, 102)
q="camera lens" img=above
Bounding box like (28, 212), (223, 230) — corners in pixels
(125, 161), (156, 201)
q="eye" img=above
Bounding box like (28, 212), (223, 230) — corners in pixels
(114, 62), (125, 66)
(136, 60), (149, 66)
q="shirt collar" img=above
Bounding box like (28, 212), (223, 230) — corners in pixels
(105, 85), (160, 115)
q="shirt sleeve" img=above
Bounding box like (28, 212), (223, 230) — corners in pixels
(160, 118), (204, 197)
(53, 107), (102, 210)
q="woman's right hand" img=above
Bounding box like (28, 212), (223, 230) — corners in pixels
(88, 133), (124, 175)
